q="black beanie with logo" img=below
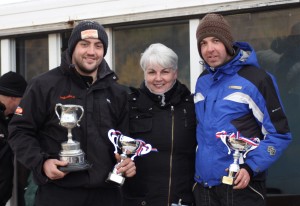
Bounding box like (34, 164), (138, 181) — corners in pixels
(68, 20), (108, 57)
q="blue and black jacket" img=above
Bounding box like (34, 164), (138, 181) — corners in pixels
(194, 42), (292, 187)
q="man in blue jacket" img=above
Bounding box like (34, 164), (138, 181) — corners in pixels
(193, 13), (292, 206)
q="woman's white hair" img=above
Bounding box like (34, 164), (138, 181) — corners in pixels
(140, 43), (178, 71)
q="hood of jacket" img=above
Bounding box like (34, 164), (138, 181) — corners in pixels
(136, 80), (192, 108)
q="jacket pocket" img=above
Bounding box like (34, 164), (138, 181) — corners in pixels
(129, 114), (152, 134)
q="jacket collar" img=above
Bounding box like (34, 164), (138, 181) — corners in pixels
(203, 41), (260, 80)
(137, 80), (191, 108)
(59, 50), (118, 89)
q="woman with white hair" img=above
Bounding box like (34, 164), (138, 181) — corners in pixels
(123, 43), (197, 206)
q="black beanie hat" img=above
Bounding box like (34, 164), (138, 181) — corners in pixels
(196, 13), (234, 57)
(68, 20), (108, 57)
(0, 71), (27, 97)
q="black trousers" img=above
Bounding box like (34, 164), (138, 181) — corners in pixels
(35, 183), (122, 206)
(193, 181), (266, 206)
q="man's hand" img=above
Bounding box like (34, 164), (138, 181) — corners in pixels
(233, 168), (250, 189)
(43, 159), (68, 180)
(115, 154), (136, 178)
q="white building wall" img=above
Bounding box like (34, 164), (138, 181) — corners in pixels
(189, 19), (201, 91)
(0, 39), (16, 75)
(48, 33), (62, 69)
(0, 0), (298, 37)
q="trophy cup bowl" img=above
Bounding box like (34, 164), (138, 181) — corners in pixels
(55, 103), (91, 172)
(216, 131), (260, 185)
(106, 129), (157, 186)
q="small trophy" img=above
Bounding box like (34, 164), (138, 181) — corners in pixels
(106, 129), (157, 186)
(55, 103), (91, 172)
(216, 131), (260, 185)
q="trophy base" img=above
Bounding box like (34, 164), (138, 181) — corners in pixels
(106, 172), (125, 186)
(222, 176), (234, 185)
(58, 162), (92, 172)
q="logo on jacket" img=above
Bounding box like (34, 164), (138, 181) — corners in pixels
(267, 146), (276, 156)
(60, 94), (75, 100)
(272, 107), (281, 113)
(228, 85), (242, 90)
(15, 106), (23, 116)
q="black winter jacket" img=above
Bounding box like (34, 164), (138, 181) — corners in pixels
(0, 104), (13, 206)
(8, 52), (129, 188)
(123, 81), (197, 206)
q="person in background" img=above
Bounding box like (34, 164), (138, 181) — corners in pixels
(0, 71), (27, 206)
(271, 21), (300, 100)
(270, 22), (300, 139)
(8, 20), (135, 206)
(123, 43), (197, 206)
(193, 13), (292, 206)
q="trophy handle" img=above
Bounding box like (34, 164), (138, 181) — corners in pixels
(131, 141), (156, 160)
(140, 144), (152, 155)
(108, 129), (119, 154)
(243, 143), (259, 158)
(55, 103), (63, 121)
(76, 106), (84, 127)
(216, 131), (231, 154)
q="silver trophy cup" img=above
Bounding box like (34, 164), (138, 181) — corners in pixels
(106, 129), (157, 186)
(216, 131), (260, 185)
(55, 103), (91, 172)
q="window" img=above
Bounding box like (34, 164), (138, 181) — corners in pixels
(113, 22), (190, 89)
(226, 8), (300, 195)
(16, 35), (49, 80)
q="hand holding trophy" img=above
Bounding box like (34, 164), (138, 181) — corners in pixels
(106, 129), (157, 186)
(216, 131), (260, 185)
(55, 103), (91, 172)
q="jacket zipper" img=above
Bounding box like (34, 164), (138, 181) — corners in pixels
(183, 108), (187, 127)
(167, 105), (175, 206)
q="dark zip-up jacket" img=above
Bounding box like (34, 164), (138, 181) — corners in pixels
(8, 51), (129, 188)
(0, 104), (13, 206)
(123, 81), (197, 206)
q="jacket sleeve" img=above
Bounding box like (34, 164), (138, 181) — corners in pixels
(115, 86), (130, 135)
(8, 78), (49, 185)
(245, 72), (292, 175)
